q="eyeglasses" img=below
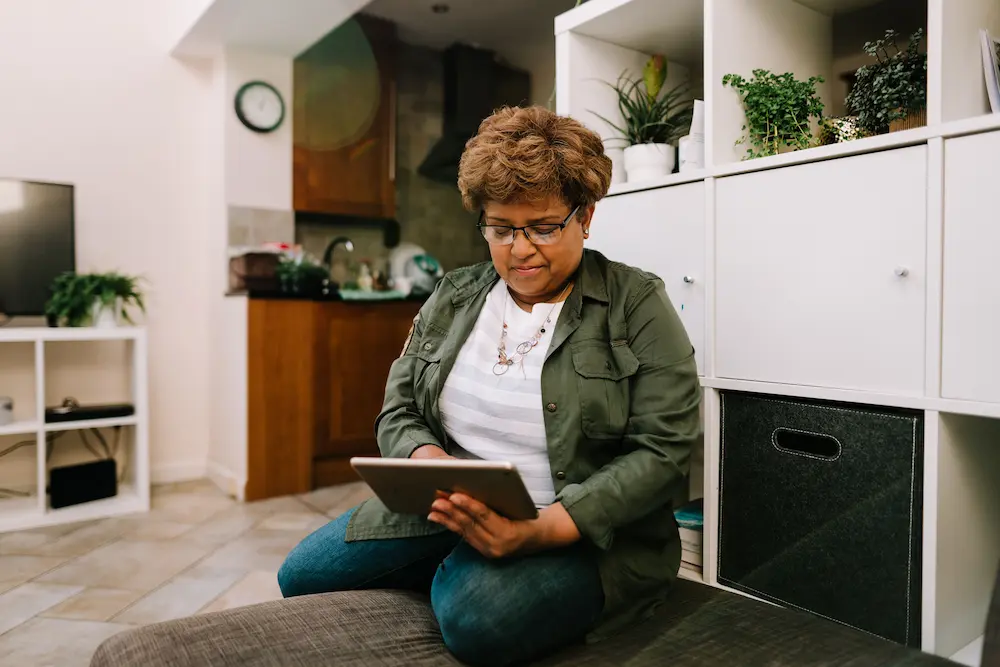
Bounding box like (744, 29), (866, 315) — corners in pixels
(477, 206), (580, 246)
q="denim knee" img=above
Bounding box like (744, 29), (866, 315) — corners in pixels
(435, 602), (513, 667)
(276, 508), (354, 598)
(276, 551), (303, 598)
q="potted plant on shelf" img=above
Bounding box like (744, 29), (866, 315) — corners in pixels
(45, 272), (146, 328)
(722, 69), (826, 160)
(593, 55), (694, 183)
(846, 29), (927, 135)
(276, 253), (328, 297)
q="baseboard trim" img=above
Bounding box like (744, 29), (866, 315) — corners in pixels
(151, 460), (208, 485)
(207, 461), (246, 501)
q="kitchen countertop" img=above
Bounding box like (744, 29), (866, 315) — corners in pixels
(225, 289), (429, 303)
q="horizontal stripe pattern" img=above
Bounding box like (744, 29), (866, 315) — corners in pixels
(440, 280), (563, 507)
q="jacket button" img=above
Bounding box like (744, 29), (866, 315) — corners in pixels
(423, 342), (433, 351)
(546, 402), (557, 413)
(555, 471), (566, 480)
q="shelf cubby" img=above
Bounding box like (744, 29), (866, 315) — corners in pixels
(710, 0), (928, 166)
(556, 0), (705, 156)
(925, 412), (1000, 657)
(0, 434), (40, 518)
(0, 341), (39, 435)
(45, 423), (138, 512)
(936, 0), (1000, 123)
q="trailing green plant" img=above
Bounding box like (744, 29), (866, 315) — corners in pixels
(846, 28), (927, 135)
(722, 69), (826, 159)
(276, 255), (328, 295)
(45, 272), (146, 327)
(592, 58), (694, 147)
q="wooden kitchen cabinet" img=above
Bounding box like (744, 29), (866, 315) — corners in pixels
(314, 300), (421, 487)
(246, 298), (421, 500)
(293, 14), (397, 218)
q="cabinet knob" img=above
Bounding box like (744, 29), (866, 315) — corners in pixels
(683, 276), (695, 284)
(894, 267), (910, 278)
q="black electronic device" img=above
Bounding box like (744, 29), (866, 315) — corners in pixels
(45, 402), (135, 423)
(0, 178), (75, 317)
(49, 458), (117, 509)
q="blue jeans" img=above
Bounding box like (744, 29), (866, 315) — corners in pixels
(277, 507), (604, 666)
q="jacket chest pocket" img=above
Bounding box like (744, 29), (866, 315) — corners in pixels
(572, 341), (639, 439)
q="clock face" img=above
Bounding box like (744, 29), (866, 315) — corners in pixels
(235, 81), (285, 133)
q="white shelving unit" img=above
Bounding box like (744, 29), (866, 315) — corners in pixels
(0, 327), (149, 532)
(558, 0), (1000, 664)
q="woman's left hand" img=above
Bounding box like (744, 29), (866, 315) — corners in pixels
(428, 493), (581, 559)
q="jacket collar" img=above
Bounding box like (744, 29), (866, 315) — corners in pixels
(449, 249), (609, 307)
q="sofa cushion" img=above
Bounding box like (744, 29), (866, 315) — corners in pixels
(91, 581), (958, 667)
(92, 589), (458, 667)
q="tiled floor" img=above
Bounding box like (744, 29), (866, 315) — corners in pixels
(0, 479), (373, 667)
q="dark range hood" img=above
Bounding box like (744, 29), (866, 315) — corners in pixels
(418, 43), (532, 185)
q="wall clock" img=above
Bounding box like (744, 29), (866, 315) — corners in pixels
(234, 80), (285, 133)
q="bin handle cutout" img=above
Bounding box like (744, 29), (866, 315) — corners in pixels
(771, 427), (842, 461)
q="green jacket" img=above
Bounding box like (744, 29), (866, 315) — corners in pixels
(345, 249), (702, 640)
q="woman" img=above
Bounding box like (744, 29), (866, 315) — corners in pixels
(278, 106), (701, 666)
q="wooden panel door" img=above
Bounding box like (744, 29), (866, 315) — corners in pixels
(587, 183), (706, 374)
(293, 14), (396, 218)
(942, 131), (1000, 403)
(320, 301), (422, 460)
(715, 147), (927, 395)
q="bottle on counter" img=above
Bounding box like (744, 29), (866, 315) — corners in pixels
(357, 260), (374, 292)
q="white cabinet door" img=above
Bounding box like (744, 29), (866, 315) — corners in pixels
(715, 147), (927, 395)
(942, 131), (1000, 403)
(587, 183), (705, 373)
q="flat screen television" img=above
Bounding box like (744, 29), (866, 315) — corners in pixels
(0, 179), (75, 317)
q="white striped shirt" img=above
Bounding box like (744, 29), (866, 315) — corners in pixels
(439, 280), (564, 508)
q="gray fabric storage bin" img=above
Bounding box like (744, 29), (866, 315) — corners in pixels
(718, 391), (924, 648)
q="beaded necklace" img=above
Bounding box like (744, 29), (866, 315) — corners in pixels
(493, 282), (572, 376)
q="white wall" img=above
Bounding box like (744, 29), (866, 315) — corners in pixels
(223, 50), (293, 210)
(207, 48), (293, 499)
(0, 0), (219, 483)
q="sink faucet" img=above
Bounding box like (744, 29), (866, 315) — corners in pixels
(322, 236), (355, 269)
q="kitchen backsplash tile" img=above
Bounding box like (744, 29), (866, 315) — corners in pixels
(228, 206), (294, 248)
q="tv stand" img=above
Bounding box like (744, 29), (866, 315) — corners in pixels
(0, 326), (148, 532)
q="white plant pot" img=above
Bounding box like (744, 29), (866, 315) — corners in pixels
(623, 143), (675, 183)
(91, 298), (122, 328)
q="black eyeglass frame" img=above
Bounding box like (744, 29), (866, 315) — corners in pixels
(476, 205), (582, 245)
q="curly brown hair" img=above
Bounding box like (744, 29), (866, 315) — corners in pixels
(457, 106), (612, 213)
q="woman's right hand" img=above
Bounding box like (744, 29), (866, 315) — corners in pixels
(410, 445), (454, 460)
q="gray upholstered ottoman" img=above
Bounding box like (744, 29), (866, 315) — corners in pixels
(90, 579), (976, 667)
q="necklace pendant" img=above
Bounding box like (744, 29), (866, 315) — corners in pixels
(493, 362), (510, 376)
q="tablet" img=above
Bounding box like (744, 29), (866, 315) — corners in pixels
(349, 457), (539, 521)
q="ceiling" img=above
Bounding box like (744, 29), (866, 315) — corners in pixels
(793, 0), (885, 15)
(363, 0), (579, 56)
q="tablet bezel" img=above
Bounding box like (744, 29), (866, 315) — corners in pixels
(349, 457), (539, 522)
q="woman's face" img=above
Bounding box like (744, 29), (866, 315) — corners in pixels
(482, 197), (595, 304)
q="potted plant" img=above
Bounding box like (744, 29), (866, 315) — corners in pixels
(722, 69), (826, 159)
(846, 29), (927, 135)
(276, 254), (328, 296)
(45, 272), (146, 328)
(593, 55), (694, 182)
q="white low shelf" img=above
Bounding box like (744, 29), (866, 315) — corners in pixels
(0, 327), (149, 533)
